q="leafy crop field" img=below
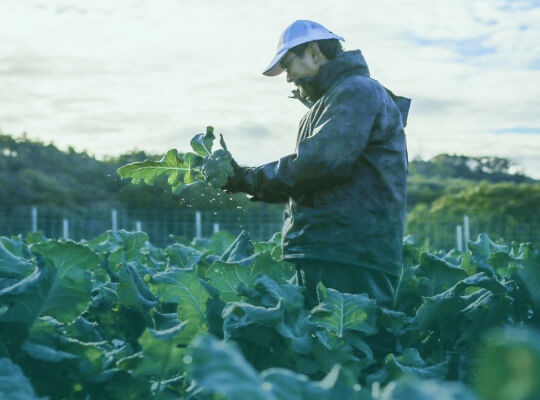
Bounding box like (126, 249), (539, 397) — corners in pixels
(1, 228), (539, 400)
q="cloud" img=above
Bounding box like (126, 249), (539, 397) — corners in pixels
(1, 0), (540, 179)
(493, 127), (540, 134)
(496, 0), (540, 12)
(406, 34), (497, 58)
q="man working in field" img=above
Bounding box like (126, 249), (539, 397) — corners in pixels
(220, 20), (410, 308)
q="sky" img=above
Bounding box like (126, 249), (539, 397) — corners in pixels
(1, 0), (540, 177)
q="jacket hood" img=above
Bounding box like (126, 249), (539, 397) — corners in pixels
(290, 49), (411, 128)
(318, 50), (370, 93)
(289, 50), (370, 108)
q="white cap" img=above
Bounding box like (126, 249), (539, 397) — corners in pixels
(263, 20), (345, 77)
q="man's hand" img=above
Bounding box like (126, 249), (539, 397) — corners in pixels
(221, 156), (247, 194)
(201, 149), (235, 188)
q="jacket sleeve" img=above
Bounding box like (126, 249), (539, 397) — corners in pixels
(237, 80), (383, 202)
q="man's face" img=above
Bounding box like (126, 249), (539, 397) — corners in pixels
(280, 45), (323, 97)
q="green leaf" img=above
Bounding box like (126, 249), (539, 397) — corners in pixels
(190, 126), (216, 156)
(66, 316), (103, 342)
(0, 241), (98, 347)
(220, 230), (255, 264)
(275, 309), (314, 355)
(474, 327), (540, 400)
(416, 252), (468, 296)
(222, 299), (284, 340)
(190, 335), (371, 400)
(309, 283), (378, 337)
(117, 149), (192, 193)
(378, 307), (413, 337)
(381, 375), (480, 400)
(136, 323), (190, 391)
(207, 230), (237, 255)
(0, 237), (34, 279)
(207, 252), (287, 303)
(182, 152), (204, 184)
(116, 262), (158, 315)
(368, 348), (448, 384)
(457, 290), (514, 346)
(511, 243), (540, 315)
(459, 251), (476, 276)
(149, 267), (210, 341)
(262, 365), (372, 400)
(251, 274), (305, 311)
(166, 243), (204, 269)
(405, 272), (509, 344)
(312, 330), (368, 374)
(0, 358), (46, 400)
(90, 368), (152, 400)
(189, 334), (272, 400)
(468, 233), (509, 274)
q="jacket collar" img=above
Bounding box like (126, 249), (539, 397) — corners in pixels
(318, 50), (370, 93)
(290, 50), (371, 107)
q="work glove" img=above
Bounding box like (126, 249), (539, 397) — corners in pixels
(201, 134), (248, 194)
(221, 156), (248, 194)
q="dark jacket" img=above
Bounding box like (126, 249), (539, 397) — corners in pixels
(234, 50), (410, 277)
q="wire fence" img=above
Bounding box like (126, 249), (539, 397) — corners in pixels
(407, 213), (540, 251)
(0, 207), (284, 247)
(1, 206), (539, 251)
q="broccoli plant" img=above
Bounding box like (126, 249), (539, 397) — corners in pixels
(117, 126), (235, 193)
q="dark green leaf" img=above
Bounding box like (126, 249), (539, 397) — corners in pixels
(474, 327), (540, 400)
(149, 267), (210, 341)
(190, 126), (216, 156)
(416, 252), (468, 296)
(0, 237), (34, 279)
(117, 149), (191, 193)
(310, 283), (378, 337)
(222, 299), (284, 340)
(0, 358), (46, 400)
(166, 243), (204, 269)
(189, 334), (272, 400)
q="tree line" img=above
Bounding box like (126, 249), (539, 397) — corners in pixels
(1, 132), (538, 214)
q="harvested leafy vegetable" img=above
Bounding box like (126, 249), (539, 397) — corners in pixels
(117, 126), (235, 192)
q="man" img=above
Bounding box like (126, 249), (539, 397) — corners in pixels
(222, 20), (410, 308)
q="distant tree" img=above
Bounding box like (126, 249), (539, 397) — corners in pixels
(408, 154), (534, 183)
(406, 181), (540, 249)
(0, 132), (258, 210)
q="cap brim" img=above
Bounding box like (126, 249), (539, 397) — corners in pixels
(262, 48), (288, 77)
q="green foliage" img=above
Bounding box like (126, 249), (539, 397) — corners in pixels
(0, 358), (46, 400)
(474, 328), (540, 400)
(0, 131), (251, 210)
(408, 154), (534, 183)
(117, 149), (203, 193)
(202, 149), (235, 188)
(406, 181), (540, 250)
(0, 229), (539, 399)
(117, 126), (235, 193)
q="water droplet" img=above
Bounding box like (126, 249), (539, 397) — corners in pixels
(262, 383), (272, 392)
(353, 384), (362, 391)
(182, 355), (193, 365)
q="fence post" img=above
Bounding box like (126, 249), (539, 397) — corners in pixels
(195, 211), (202, 238)
(213, 222), (220, 234)
(112, 209), (118, 231)
(63, 219), (69, 239)
(463, 215), (470, 247)
(32, 206), (38, 232)
(136, 221), (142, 232)
(456, 225), (463, 252)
